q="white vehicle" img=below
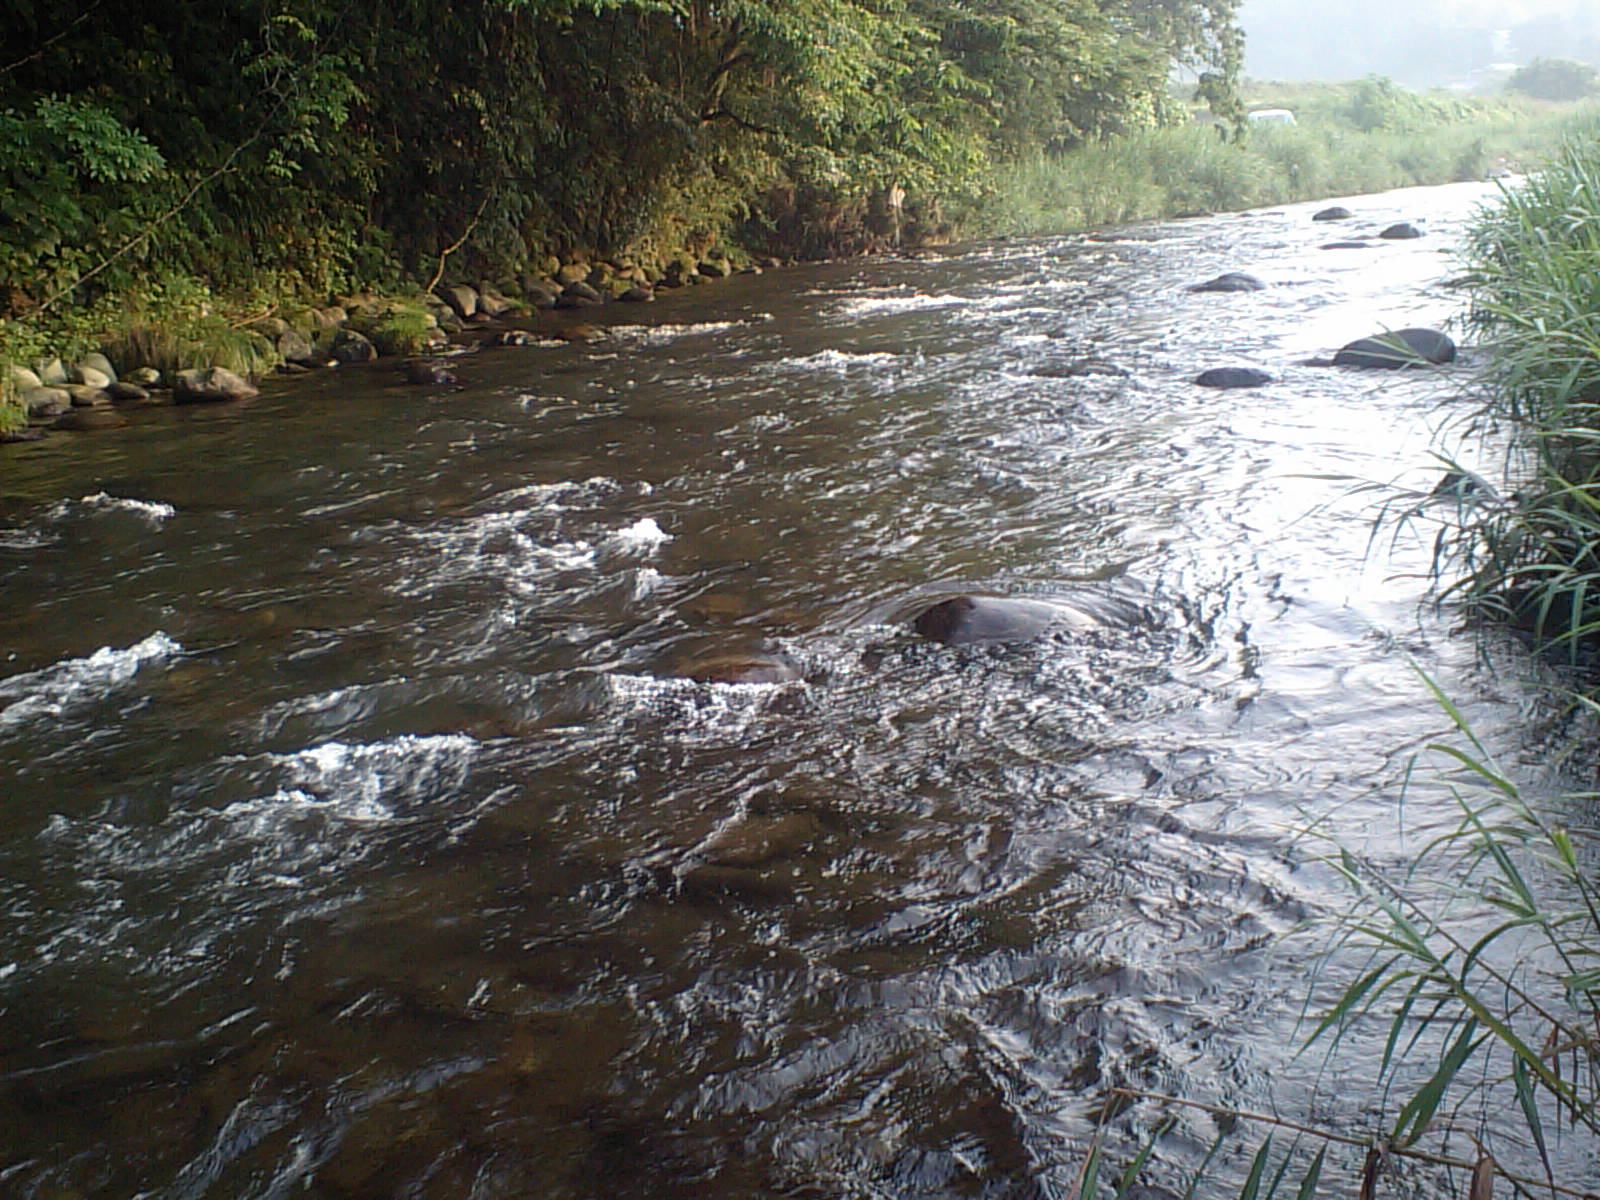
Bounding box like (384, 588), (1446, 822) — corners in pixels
(1247, 108), (1297, 126)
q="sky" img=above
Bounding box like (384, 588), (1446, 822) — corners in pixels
(1238, 0), (1600, 84)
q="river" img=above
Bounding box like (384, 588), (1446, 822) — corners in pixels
(0, 181), (1579, 1198)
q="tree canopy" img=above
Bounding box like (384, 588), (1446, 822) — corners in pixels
(0, 0), (1242, 307)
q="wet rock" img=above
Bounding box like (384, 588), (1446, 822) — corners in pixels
(700, 813), (819, 868)
(522, 279), (560, 309)
(108, 381), (155, 404)
(1195, 366), (1273, 388)
(403, 358), (458, 386)
(21, 386), (71, 418)
(1333, 327), (1456, 368)
(489, 329), (537, 346)
(1313, 206), (1352, 221)
(618, 285), (655, 303)
(277, 328), (318, 364)
(0, 427), (44, 443)
(911, 595), (1066, 646)
(125, 366), (162, 387)
(54, 408), (128, 431)
(65, 384), (113, 407)
(557, 281), (604, 308)
(553, 323), (609, 344)
(329, 328), (377, 363)
(77, 353), (118, 383)
(1321, 240), (1372, 250)
(441, 285), (478, 320)
(7, 363), (43, 390)
(1188, 272), (1266, 293)
(35, 357), (69, 385)
(476, 282), (514, 317)
(1030, 358), (1128, 379)
(697, 258), (729, 279)
(1379, 221), (1424, 239)
(678, 652), (801, 685)
(173, 366), (259, 404)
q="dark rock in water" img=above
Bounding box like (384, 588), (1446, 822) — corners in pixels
(911, 595), (1065, 646)
(1321, 240), (1371, 250)
(173, 366), (258, 404)
(1188, 272), (1266, 293)
(1313, 206), (1353, 221)
(1173, 209), (1213, 219)
(53, 408), (128, 432)
(489, 329), (537, 346)
(678, 653), (801, 685)
(554, 323), (608, 344)
(1030, 357), (1128, 379)
(618, 286), (655, 303)
(1379, 222), (1424, 239)
(21, 386), (70, 418)
(65, 384), (112, 408)
(1195, 367), (1272, 388)
(1333, 327), (1456, 369)
(403, 358), (458, 386)
(1, 427), (45, 443)
(330, 328), (377, 363)
(557, 281), (604, 308)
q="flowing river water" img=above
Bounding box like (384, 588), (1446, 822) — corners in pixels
(0, 181), (1586, 1198)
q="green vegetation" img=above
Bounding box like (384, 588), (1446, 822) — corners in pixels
(1436, 123), (1600, 665)
(1509, 58), (1600, 103)
(980, 81), (1591, 238)
(0, 0), (1244, 430)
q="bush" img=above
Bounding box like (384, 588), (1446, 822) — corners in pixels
(1509, 58), (1600, 102)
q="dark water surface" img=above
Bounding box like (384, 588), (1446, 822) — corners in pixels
(0, 183), (1580, 1197)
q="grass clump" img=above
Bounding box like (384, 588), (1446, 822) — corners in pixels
(1442, 122), (1600, 661)
(356, 298), (441, 357)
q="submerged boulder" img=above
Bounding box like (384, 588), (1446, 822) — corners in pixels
(1195, 367), (1272, 389)
(1188, 272), (1266, 293)
(403, 358), (458, 386)
(1379, 222), (1424, 239)
(1321, 240), (1371, 250)
(1333, 328), (1456, 369)
(677, 652), (801, 685)
(1313, 206), (1353, 221)
(911, 595), (1066, 646)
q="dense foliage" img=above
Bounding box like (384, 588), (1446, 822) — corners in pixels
(0, 0), (1241, 313)
(1508, 57), (1600, 103)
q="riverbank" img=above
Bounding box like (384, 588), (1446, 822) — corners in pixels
(7, 98), (1592, 447)
(978, 98), (1594, 237)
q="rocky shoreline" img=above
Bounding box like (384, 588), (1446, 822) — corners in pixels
(1, 247), (777, 444)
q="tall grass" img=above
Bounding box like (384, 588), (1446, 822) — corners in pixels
(978, 105), (1592, 238)
(1443, 123), (1600, 661)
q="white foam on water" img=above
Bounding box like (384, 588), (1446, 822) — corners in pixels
(832, 292), (965, 317)
(80, 491), (176, 522)
(632, 567), (667, 599)
(226, 734), (480, 827)
(605, 517), (672, 555)
(608, 320), (744, 345)
(771, 349), (903, 373)
(0, 632), (181, 731)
